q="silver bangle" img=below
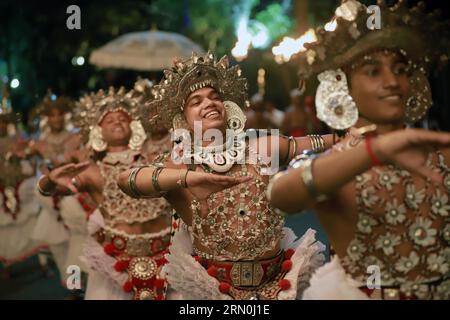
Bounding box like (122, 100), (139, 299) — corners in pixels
(128, 167), (144, 197)
(37, 175), (55, 197)
(152, 167), (165, 192)
(291, 137), (298, 160)
(300, 158), (317, 196)
(289, 151), (327, 202)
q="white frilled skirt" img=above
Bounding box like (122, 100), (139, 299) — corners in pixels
(302, 256), (369, 300)
(162, 226), (326, 300)
(0, 177), (47, 266)
(82, 210), (182, 300)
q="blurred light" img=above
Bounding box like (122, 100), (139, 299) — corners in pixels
(250, 21), (270, 49)
(231, 18), (252, 61)
(72, 57), (78, 66)
(252, 29), (269, 48)
(76, 56), (85, 66)
(231, 42), (249, 61)
(272, 29), (317, 63)
(324, 19), (338, 32)
(50, 94), (57, 101)
(10, 79), (20, 89)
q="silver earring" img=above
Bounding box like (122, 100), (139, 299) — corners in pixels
(315, 69), (358, 130)
(224, 100), (246, 134)
(88, 125), (107, 152)
(128, 120), (147, 151)
(405, 66), (432, 124)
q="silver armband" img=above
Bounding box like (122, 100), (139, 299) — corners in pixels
(290, 150), (327, 202)
(128, 167), (145, 198)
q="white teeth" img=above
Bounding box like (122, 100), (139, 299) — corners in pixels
(383, 95), (401, 101)
(204, 111), (219, 119)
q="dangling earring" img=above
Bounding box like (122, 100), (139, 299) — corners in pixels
(224, 100), (246, 134)
(128, 120), (147, 151)
(315, 69), (358, 130)
(405, 66), (432, 124)
(88, 125), (107, 152)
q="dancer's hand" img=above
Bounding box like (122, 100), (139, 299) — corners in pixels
(186, 171), (252, 200)
(48, 161), (90, 193)
(374, 129), (450, 183)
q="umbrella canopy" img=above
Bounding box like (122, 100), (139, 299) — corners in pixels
(89, 30), (205, 71)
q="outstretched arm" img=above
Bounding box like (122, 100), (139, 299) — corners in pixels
(118, 166), (251, 200)
(250, 133), (334, 169)
(269, 129), (450, 213)
(37, 161), (90, 196)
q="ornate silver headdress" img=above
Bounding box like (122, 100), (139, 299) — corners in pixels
(27, 92), (74, 135)
(74, 86), (147, 151)
(145, 51), (249, 129)
(297, 0), (449, 127)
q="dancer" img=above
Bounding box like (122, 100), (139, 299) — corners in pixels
(119, 52), (333, 300)
(268, 0), (450, 299)
(37, 85), (175, 300)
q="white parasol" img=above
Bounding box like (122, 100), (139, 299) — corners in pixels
(89, 30), (205, 71)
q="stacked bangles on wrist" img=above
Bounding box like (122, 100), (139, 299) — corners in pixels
(307, 135), (326, 153)
(128, 166), (151, 198)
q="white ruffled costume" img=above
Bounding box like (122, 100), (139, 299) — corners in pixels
(31, 188), (70, 279)
(81, 210), (182, 300)
(82, 210), (132, 300)
(162, 225), (325, 300)
(59, 196), (89, 275)
(302, 256), (369, 300)
(0, 177), (47, 266)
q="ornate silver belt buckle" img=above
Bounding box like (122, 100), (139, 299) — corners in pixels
(129, 256), (157, 280)
(230, 262), (264, 287)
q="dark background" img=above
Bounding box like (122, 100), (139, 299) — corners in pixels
(0, 0), (448, 130)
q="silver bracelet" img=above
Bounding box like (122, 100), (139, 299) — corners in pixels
(300, 157), (317, 196)
(37, 175), (55, 197)
(289, 151), (327, 202)
(128, 167), (145, 197)
(291, 137), (298, 160)
(307, 135), (326, 153)
(152, 167), (165, 192)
